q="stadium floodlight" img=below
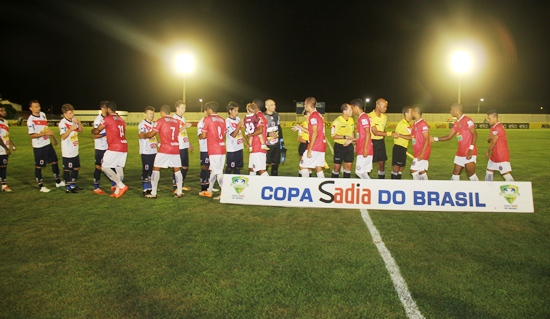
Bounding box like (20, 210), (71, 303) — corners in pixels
(175, 53), (195, 103)
(451, 51), (472, 104)
(477, 98), (484, 114)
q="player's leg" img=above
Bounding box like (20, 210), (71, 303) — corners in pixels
(0, 155), (10, 191)
(332, 143), (342, 178)
(47, 144), (63, 187)
(150, 167), (160, 197)
(465, 161), (479, 181)
(173, 167), (183, 197)
(34, 147), (49, 192)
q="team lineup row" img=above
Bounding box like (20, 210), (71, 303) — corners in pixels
(0, 98), (513, 196)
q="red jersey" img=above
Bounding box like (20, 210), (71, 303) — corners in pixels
(103, 114), (128, 152)
(154, 116), (181, 154)
(452, 115), (477, 156)
(490, 122), (510, 162)
(245, 113), (267, 154)
(412, 118), (431, 160)
(307, 110), (326, 152)
(356, 112), (373, 156)
(202, 114), (227, 155)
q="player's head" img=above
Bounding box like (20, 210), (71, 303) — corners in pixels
(486, 109), (499, 126)
(175, 100), (186, 115)
(61, 103), (75, 120)
(265, 99), (276, 113)
(411, 104), (422, 121)
(159, 104), (171, 116)
(450, 103), (463, 117)
(144, 106), (155, 121)
(302, 109), (310, 119)
(106, 101), (117, 114)
(402, 106), (412, 121)
(227, 101), (239, 116)
(350, 98), (364, 115)
(304, 97), (317, 112)
(99, 101), (109, 116)
(29, 100), (41, 114)
(204, 101), (219, 114)
(341, 103), (353, 117)
(246, 102), (258, 114)
(376, 98), (388, 113)
(0, 105), (6, 119)
(253, 99), (265, 112)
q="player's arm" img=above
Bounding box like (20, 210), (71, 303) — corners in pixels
(467, 125), (477, 159)
(362, 127), (370, 157)
(0, 138), (10, 155)
(308, 124), (318, 157)
(486, 132), (498, 159)
(418, 131), (430, 160)
(50, 134), (58, 146)
(92, 124), (106, 135)
(60, 123), (78, 140)
(393, 128), (412, 140)
(139, 130), (156, 139)
(29, 128), (54, 139)
(432, 129), (455, 142)
(74, 118), (83, 133)
(371, 124), (389, 137)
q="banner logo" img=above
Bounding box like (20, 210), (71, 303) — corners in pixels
(231, 176), (249, 194)
(500, 184), (519, 204)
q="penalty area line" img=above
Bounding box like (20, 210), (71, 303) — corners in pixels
(360, 209), (425, 319)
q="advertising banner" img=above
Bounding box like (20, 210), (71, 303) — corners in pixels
(221, 175), (534, 213)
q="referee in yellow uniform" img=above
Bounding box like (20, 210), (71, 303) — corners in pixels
(369, 98), (390, 179)
(330, 103), (355, 178)
(391, 106), (413, 179)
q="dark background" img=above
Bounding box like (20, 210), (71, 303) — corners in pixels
(2, 0), (549, 114)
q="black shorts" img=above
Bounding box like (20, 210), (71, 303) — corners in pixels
(226, 150), (244, 169)
(298, 142), (308, 157)
(179, 148), (189, 167)
(333, 143), (354, 164)
(95, 149), (106, 166)
(34, 144), (58, 167)
(392, 145), (407, 167)
(200, 151), (210, 167)
(141, 154), (156, 171)
(63, 155), (81, 170)
(0, 155), (8, 166)
(266, 142), (281, 165)
(372, 139), (388, 162)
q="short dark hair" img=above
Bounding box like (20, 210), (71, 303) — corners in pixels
(205, 101), (219, 112)
(412, 104), (423, 115)
(253, 99), (264, 112)
(61, 103), (74, 114)
(28, 100), (39, 107)
(350, 98), (364, 109)
(227, 101), (239, 113)
(160, 104), (171, 114)
(99, 101), (109, 109)
(174, 100), (185, 108)
(402, 106), (412, 116)
(106, 101), (117, 112)
(145, 106), (155, 112)
(451, 103), (463, 111)
(486, 109), (498, 117)
(340, 103), (350, 112)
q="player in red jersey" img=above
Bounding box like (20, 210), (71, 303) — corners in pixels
(246, 102), (269, 176)
(410, 105), (431, 180)
(298, 97), (326, 178)
(92, 101), (129, 198)
(143, 104), (183, 199)
(199, 101), (227, 199)
(0, 104), (16, 192)
(432, 103), (479, 181)
(350, 98), (373, 179)
(485, 109), (514, 181)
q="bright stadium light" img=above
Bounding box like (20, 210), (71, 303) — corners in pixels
(451, 51), (472, 104)
(175, 53), (195, 103)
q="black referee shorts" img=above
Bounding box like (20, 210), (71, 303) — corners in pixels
(372, 139), (388, 162)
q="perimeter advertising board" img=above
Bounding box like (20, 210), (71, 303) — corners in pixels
(221, 175), (534, 213)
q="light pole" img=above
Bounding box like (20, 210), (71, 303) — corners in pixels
(451, 51), (472, 104)
(477, 98), (484, 114)
(175, 53), (195, 103)
(199, 98), (203, 113)
(365, 98), (370, 109)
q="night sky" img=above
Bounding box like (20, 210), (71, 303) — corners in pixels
(2, 0), (549, 114)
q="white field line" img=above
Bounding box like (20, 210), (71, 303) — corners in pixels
(360, 209), (425, 319)
(327, 139), (334, 155)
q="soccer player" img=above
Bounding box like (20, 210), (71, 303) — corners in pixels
(246, 99), (268, 152)
(138, 106), (158, 196)
(91, 101), (129, 198)
(144, 105), (183, 199)
(197, 110), (212, 193)
(330, 103), (355, 178)
(0, 105), (16, 192)
(225, 101), (244, 174)
(199, 101), (227, 199)
(369, 98), (390, 179)
(390, 106), (412, 179)
(350, 98), (373, 179)
(264, 99), (284, 176)
(173, 100), (193, 192)
(432, 103), (479, 181)
(27, 100), (64, 192)
(58, 103), (83, 193)
(410, 105), (431, 180)
(485, 109), (514, 181)
(299, 97), (326, 178)
(245, 102), (269, 176)
(92, 101), (115, 195)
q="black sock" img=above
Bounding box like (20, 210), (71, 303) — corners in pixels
(234, 168), (240, 174)
(343, 172), (351, 178)
(94, 168), (101, 188)
(181, 168), (188, 186)
(64, 170), (71, 184)
(52, 163), (61, 183)
(0, 166), (6, 183)
(271, 164), (279, 176)
(35, 167), (43, 188)
(331, 171), (339, 178)
(73, 169), (79, 185)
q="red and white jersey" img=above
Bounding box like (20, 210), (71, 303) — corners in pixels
(0, 119), (10, 156)
(58, 118), (79, 158)
(307, 110), (326, 152)
(138, 119), (158, 155)
(452, 115), (477, 156)
(245, 113), (267, 154)
(356, 112), (373, 156)
(27, 112), (51, 148)
(172, 114), (190, 149)
(197, 117), (208, 152)
(103, 114), (128, 152)
(154, 116), (181, 155)
(202, 114), (227, 156)
(226, 116), (244, 152)
(412, 118), (431, 160)
(490, 122), (510, 162)
(93, 114), (108, 150)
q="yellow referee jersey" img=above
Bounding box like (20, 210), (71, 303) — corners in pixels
(394, 118), (412, 148)
(331, 116), (355, 145)
(299, 120), (309, 141)
(368, 110), (387, 140)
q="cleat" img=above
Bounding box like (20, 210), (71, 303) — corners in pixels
(212, 188), (220, 192)
(93, 188), (107, 195)
(66, 188), (79, 194)
(109, 193), (116, 197)
(145, 194), (157, 199)
(75, 186), (84, 191)
(213, 194), (221, 200)
(111, 185), (116, 191)
(261, 144), (269, 150)
(199, 190), (212, 197)
(1, 185), (12, 192)
(56, 181), (66, 188)
(39, 186), (51, 193)
(173, 193), (183, 198)
(182, 186), (191, 191)
(115, 185), (129, 199)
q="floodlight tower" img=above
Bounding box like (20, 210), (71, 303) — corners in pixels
(451, 51), (472, 104)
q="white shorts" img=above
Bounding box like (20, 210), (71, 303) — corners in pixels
(102, 151), (127, 168)
(300, 150), (325, 168)
(209, 154), (226, 175)
(249, 152), (267, 172)
(454, 155), (477, 167)
(355, 155), (373, 174)
(153, 153), (182, 168)
(487, 160), (512, 174)
(410, 159), (429, 172)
